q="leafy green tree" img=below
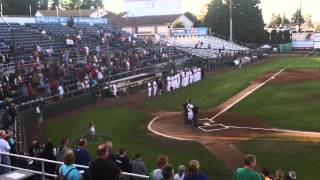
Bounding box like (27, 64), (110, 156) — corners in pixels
(173, 22), (185, 28)
(282, 13), (290, 24)
(184, 12), (203, 27)
(81, 0), (103, 9)
(204, 0), (265, 43)
(277, 30), (283, 43)
(270, 30), (277, 44)
(204, 0), (229, 38)
(2, 0), (38, 15)
(292, 9), (305, 32)
(268, 13), (282, 28)
(283, 30), (291, 43)
(38, 0), (49, 10)
(62, 0), (81, 9)
(50, 0), (60, 10)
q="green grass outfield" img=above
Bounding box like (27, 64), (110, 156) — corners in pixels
(44, 107), (233, 179)
(146, 56), (320, 111)
(231, 80), (320, 132)
(235, 137), (320, 180)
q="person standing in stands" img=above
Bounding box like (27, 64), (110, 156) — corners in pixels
(74, 139), (91, 180)
(162, 165), (174, 180)
(149, 155), (169, 180)
(0, 130), (10, 175)
(57, 137), (71, 162)
(115, 148), (132, 179)
(89, 144), (121, 180)
(106, 141), (116, 162)
(41, 139), (56, 180)
(131, 153), (148, 180)
(183, 160), (207, 180)
(58, 151), (81, 180)
(174, 165), (185, 180)
(234, 154), (262, 180)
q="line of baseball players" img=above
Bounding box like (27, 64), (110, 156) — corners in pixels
(147, 67), (202, 97)
(167, 67), (202, 92)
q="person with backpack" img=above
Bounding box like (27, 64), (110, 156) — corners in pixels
(58, 150), (81, 180)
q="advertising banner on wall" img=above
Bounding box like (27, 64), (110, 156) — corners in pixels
(35, 16), (108, 24)
(171, 28), (208, 36)
(314, 33), (320, 49)
(292, 33), (314, 48)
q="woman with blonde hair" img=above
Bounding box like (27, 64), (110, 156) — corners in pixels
(183, 160), (207, 180)
(58, 151), (81, 180)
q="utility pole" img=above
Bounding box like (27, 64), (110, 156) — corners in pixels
(229, 0), (233, 42)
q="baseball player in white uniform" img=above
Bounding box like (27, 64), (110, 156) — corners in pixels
(112, 84), (117, 97)
(167, 76), (171, 92)
(187, 100), (194, 125)
(153, 80), (158, 96)
(148, 82), (152, 97)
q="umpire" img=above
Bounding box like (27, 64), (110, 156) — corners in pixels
(192, 105), (199, 128)
(182, 100), (188, 125)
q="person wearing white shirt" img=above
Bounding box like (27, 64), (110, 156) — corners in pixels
(167, 76), (171, 92)
(112, 84), (117, 97)
(174, 165), (185, 180)
(148, 82), (152, 97)
(58, 84), (64, 100)
(187, 100), (194, 125)
(0, 130), (11, 174)
(153, 80), (158, 96)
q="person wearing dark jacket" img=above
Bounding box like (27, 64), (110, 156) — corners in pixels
(183, 160), (207, 180)
(182, 100), (188, 125)
(131, 153), (148, 180)
(41, 139), (56, 180)
(192, 105), (199, 128)
(115, 148), (132, 173)
(90, 144), (121, 180)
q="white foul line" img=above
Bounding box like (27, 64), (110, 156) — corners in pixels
(148, 117), (193, 141)
(209, 69), (284, 121)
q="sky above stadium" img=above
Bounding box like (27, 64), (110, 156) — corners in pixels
(103, 0), (320, 23)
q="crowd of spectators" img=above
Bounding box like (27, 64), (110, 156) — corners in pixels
(0, 24), (187, 106)
(0, 136), (209, 180)
(234, 154), (297, 180)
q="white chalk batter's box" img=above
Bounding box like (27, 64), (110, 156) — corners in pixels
(198, 119), (229, 132)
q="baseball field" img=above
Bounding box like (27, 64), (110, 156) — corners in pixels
(44, 54), (320, 179)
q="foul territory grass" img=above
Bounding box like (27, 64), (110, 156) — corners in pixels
(232, 80), (320, 132)
(146, 55), (320, 111)
(235, 137), (320, 180)
(44, 107), (233, 179)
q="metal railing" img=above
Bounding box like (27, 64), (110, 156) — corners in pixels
(0, 152), (149, 179)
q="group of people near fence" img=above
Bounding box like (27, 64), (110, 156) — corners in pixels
(147, 67), (202, 98)
(167, 67), (202, 92)
(147, 79), (164, 98)
(183, 100), (199, 128)
(23, 138), (209, 180)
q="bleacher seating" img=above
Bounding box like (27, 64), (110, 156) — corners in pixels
(164, 36), (249, 58)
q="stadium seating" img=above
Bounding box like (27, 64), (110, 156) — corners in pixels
(163, 36), (249, 58)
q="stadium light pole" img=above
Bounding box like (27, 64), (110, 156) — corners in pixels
(229, 0), (233, 42)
